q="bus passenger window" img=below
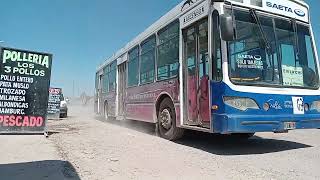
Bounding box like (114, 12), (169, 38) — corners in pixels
(198, 20), (209, 80)
(157, 21), (180, 80)
(128, 47), (140, 87)
(103, 66), (109, 92)
(140, 36), (156, 84)
(109, 62), (117, 91)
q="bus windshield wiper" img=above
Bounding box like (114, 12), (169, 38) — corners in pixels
(250, 9), (271, 53)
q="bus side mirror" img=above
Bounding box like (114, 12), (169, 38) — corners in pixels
(220, 14), (234, 41)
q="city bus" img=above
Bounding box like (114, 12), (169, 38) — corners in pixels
(95, 0), (320, 140)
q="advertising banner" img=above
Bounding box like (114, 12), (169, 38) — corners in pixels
(47, 88), (62, 119)
(0, 47), (52, 133)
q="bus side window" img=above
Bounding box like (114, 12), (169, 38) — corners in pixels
(128, 46), (140, 87)
(157, 20), (180, 80)
(140, 35), (156, 84)
(103, 66), (109, 92)
(212, 10), (223, 81)
(109, 61), (117, 91)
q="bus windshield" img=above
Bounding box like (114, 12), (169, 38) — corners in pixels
(228, 9), (319, 89)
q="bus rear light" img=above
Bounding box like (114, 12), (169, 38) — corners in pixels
(223, 96), (260, 111)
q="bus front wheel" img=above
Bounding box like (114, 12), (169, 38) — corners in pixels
(157, 98), (184, 141)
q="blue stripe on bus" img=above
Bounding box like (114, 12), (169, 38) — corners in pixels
(210, 82), (320, 133)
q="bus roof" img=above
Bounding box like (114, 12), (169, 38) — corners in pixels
(97, 0), (310, 71)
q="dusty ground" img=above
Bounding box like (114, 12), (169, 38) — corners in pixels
(46, 104), (320, 180)
(1, 104), (320, 180)
(0, 133), (79, 180)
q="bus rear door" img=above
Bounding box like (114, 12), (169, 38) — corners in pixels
(117, 62), (126, 119)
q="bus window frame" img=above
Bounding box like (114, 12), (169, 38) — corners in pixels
(102, 65), (110, 93)
(108, 61), (117, 92)
(140, 34), (157, 85)
(156, 19), (180, 82)
(127, 46), (140, 88)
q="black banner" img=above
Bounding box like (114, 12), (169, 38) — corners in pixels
(0, 47), (52, 132)
(47, 88), (62, 119)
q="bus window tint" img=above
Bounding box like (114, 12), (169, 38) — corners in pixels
(229, 10), (280, 85)
(157, 21), (180, 80)
(304, 32), (316, 72)
(228, 8), (319, 89)
(140, 36), (156, 84)
(186, 27), (196, 75)
(103, 66), (109, 92)
(109, 62), (117, 91)
(297, 24), (319, 87)
(128, 47), (140, 86)
(198, 20), (209, 80)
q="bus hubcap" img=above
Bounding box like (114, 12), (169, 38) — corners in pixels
(160, 109), (172, 130)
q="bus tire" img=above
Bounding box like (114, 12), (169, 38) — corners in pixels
(104, 103), (109, 121)
(157, 98), (184, 141)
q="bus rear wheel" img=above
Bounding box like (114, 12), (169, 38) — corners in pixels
(157, 98), (184, 141)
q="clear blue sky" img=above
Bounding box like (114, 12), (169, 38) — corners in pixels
(0, 0), (319, 96)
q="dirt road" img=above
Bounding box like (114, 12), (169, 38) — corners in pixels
(45, 105), (320, 180)
(0, 134), (79, 180)
(1, 104), (319, 180)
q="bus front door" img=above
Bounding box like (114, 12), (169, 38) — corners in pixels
(183, 19), (210, 128)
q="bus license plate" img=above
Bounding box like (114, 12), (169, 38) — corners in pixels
(284, 122), (296, 130)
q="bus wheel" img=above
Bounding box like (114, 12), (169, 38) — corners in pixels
(104, 103), (109, 121)
(157, 98), (184, 141)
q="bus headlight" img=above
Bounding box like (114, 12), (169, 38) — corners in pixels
(223, 96), (260, 111)
(311, 101), (320, 112)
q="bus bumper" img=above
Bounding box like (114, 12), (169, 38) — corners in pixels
(214, 114), (320, 134)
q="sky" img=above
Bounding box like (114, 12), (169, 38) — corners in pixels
(0, 0), (319, 97)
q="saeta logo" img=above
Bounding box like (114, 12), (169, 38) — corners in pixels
(266, 2), (306, 18)
(294, 9), (305, 17)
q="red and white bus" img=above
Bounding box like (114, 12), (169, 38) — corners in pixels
(95, 0), (320, 140)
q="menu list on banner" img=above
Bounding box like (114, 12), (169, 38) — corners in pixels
(0, 47), (52, 132)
